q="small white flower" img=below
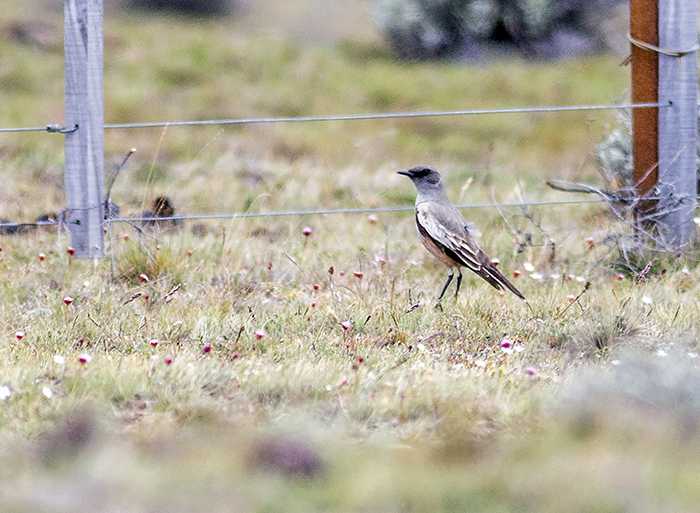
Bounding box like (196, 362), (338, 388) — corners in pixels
(501, 347), (514, 355)
(688, 352), (698, 359)
(657, 349), (667, 357)
(42, 387), (54, 399)
(575, 276), (586, 283)
(550, 274), (561, 280)
(0, 386), (11, 400)
(514, 343), (525, 352)
(611, 359), (622, 366)
(642, 296), (653, 305)
(416, 342), (426, 352)
(530, 273), (543, 280)
(53, 355), (66, 365)
(523, 262), (535, 272)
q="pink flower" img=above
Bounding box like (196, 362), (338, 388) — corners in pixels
(39, 253), (46, 261)
(255, 330), (265, 340)
(139, 274), (149, 283)
(15, 331), (24, 340)
(501, 338), (514, 355)
(67, 247), (75, 255)
(63, 296), (74, 306)
(367, 215), (378, 225)
(524, 365), (537, 376)
(78, 353), (92, 364)
(302, 226), (312, 236)
(341, 321), (350, 331)
(353, 271), (363, 278)
(203, 345), (212, 354)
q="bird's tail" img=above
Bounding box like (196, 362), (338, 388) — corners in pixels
(479, 262), (526, 301)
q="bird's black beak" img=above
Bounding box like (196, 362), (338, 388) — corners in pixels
(397, 170), (412, 177)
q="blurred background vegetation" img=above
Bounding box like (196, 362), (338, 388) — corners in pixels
(373, 0), (629, 60)
(0, 0), (629, 224)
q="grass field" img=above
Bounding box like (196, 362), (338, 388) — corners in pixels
(3, 2), (700, 512)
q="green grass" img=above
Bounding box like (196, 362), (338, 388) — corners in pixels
(4, 2), (700, 512)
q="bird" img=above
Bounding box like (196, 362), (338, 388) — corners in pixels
(398, 165), (526, 302)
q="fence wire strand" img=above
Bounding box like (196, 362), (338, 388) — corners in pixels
(0, 102), (671, 133)
(109, 198), (608, 224)
(0, 198), (609, 230)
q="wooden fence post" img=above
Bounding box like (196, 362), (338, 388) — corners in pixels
(630, 0), (659, 222)
(64, 0), (105, 258)
(656, 0), (699, 248)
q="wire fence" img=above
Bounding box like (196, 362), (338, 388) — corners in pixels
(0, 101), (670, 133)
(0, 98), (677, 236)
(0, 100), (674, 232)
(0, 199), (609, 231)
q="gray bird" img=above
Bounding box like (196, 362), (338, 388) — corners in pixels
(398, 165), (526, 302)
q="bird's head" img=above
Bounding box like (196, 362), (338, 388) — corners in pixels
(398, 166), (443, 190)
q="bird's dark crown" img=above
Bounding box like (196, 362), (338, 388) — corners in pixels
(398, 166), (442, 184)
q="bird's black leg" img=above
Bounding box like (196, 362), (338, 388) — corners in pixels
(453, 269), (463, 297)
(437, 270), (454, 303)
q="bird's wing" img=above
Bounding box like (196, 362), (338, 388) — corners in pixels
(416, 202), (482, 269)
(416, 202), (526, 300)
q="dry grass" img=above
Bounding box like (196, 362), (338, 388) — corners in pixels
(4, 214), (700, 511)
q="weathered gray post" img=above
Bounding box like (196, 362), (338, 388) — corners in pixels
(64, 0), (105, 258)
(656, 0), (699, 249)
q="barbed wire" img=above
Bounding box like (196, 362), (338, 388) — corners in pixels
(0, 102), (670, 134)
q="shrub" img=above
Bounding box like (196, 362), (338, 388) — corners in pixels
(123, 0), (237, 16)
(597, 110), (700, 195)
(373, 0), (625, 60)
